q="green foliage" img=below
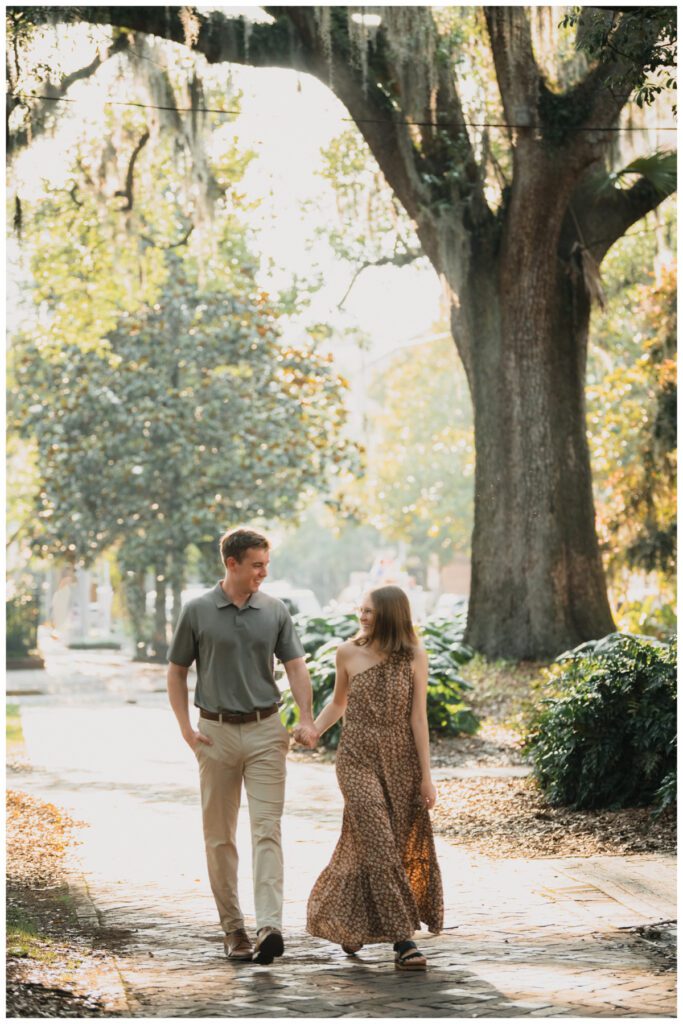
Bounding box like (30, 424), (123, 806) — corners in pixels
(524, 633), (677, 810)
(614, 594), (677, 641)
(269, 509), (382, 605)
(280, 612), (357, 749)
(9, 87), (359, 656)
(6, 704), (23, 745)
(6, 577), (40, 657)
(12, 257), (354, 558)
(7, 896), (79, 963)
(611, 152), (677, 198)
(316, 127), (423, 268)
(420, 617), (479, 736)
(363, 329), (474, 567)
(281, 612), (479, 749)
(293, 611), (359, 659)
(653, 769), (676, 818)
(561, 7), (677, 110)
(588, 261), (677, 583)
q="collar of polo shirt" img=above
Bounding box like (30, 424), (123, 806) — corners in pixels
(213, 581), (263, 610)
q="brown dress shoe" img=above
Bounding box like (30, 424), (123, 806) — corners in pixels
(224, 928), (253, 960)
(252, 926), (284, 965)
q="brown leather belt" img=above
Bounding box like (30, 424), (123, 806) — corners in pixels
(199, 704), (279, 724)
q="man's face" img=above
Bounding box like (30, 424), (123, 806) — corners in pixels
(227, 547), (269, 592)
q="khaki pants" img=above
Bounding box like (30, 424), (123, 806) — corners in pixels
(195, 712), (289, 933)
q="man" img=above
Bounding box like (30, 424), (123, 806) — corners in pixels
(167, 527), (317, 965)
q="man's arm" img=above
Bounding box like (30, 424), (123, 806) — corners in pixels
(167, 662), (212, 751)
(283, 656), (317, 746)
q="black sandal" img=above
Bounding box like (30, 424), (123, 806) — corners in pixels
(393, 939), (427, 971)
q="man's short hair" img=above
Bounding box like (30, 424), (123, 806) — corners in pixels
(220, 528), (270, 565)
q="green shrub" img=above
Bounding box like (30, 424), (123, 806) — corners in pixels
(524, 633), (676, 810)
(281, 612), (479, 749)
(292, 611), (358, 658)
(615, 595), (677, 639)
(6, 581), (40, 657)
(420, 617), (479, 736)
(653, 768), (676, 818)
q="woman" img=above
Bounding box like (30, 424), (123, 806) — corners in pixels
(299, 584), (443, 971)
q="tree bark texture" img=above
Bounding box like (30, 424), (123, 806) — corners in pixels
(463, 249), (615, 658)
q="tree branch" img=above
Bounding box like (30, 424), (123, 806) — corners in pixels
(484, 7), (540, 132)
(39, 6), (432, 237)
(42, 7), (313, 71)
(114, 130), (150, 211)
(589, 176), (677, 262)
(543, 9), (669, 159)
(140, 223), (194, 250)
(559, 168), (676, 265)
(39, 5), (495, 278)
(337, 248), (425, 309)
(7, 31), (129, 156)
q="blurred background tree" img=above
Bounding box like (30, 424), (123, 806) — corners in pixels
(363, 329), (474, 569)
(587, 214), (676, 636)
(8, 53), (357, 659)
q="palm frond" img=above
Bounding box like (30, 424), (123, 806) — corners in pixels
(613, 150), (677, 197)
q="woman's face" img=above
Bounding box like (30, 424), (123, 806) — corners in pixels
(357, 593), (375, 635)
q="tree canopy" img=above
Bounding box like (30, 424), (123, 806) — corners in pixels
(8, 46), (358, 655)
(6, 5), (677, 658)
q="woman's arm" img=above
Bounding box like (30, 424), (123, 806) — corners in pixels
(312, 644), (351, 738)
(410, 645), (437, 808)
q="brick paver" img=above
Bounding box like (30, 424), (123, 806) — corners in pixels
(7, 644), (676, 1017)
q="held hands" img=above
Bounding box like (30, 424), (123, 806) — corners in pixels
(420, 778), (437, 810)
(293, 723), (319, 749)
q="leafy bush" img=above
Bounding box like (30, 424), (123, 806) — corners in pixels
(292, 611), (358, 658)
(614, 595), (677, 640)
(524, 633), (676, 810)
(653, 768), (676, 818)
(281, 612), (479, 749)
(282, 637), (345, 749)
(6, 580), (40, 657)
(420, 618), (479, 736)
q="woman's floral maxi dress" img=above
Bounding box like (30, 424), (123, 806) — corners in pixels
(307, 651), (444, 945)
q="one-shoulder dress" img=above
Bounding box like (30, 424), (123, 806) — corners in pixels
(307, 650), (443, 945)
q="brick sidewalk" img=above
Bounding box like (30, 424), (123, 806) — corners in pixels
(9, 690), (677, 1018)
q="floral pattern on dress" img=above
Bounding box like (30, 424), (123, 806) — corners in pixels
(307, 651), (444, 945)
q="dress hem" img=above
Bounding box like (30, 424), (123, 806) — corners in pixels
(307, 921), (442, 946)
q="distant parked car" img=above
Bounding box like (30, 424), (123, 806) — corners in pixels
(261, 581), (322, 617)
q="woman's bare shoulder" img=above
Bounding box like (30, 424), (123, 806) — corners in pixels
(411, 641), (429, 665)
(336, 639), (357, 660)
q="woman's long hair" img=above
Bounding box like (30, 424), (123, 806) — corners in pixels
(353, 585), (418, 656)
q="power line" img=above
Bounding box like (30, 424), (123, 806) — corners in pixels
(12, 92), (678, 131)
(14, 92), (242, 117)
(351, 117), (677, 133)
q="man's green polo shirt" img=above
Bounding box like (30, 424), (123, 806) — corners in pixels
(168, 582), (305, 713)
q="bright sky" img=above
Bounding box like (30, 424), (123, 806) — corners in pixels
(8, 15), (445, 377)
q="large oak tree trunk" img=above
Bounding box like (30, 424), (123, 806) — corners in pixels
(452, 180), (616, 658)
